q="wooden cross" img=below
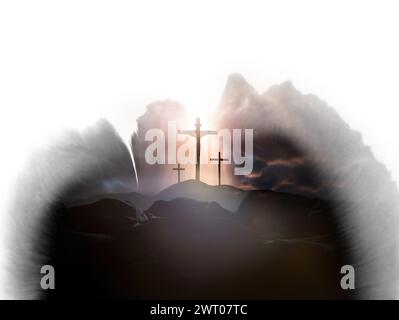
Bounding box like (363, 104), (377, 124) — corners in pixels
(178, 117), (217, 181)
(210, 151), (228, 186)
(172, 163), (185, 183)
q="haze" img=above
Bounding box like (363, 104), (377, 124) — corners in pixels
(1, 0), (399, 298)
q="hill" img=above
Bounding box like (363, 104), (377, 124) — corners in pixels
(43, 181), (350, 299)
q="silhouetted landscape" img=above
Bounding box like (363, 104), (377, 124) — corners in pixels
(8, 74), (398, 299)
(44, 180), (351, 299)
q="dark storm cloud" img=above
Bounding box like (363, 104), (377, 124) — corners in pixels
(215, 73), (395, 199)
(252, 155), (268, 172)
(253, 133), (304, 163)
(216, 74), (399, 298)
(241, 159), (321, 195)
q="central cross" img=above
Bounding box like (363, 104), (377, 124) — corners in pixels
(178, 117), (217, 181)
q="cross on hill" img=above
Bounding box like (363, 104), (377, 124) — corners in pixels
(210, 151), (228, 186)
(172, 164), (185, 183)
(178, 117), (217, 181)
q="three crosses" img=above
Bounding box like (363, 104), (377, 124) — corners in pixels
(172, 117), (226, 185)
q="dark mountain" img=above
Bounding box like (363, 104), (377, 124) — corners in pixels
(154, 180), (247, 211)
(238, 189), (336, 238)
(65, 191), (150, 211)
(43, 181), (350, 299)
(147, 198), (233, 220)
(67, 179), (248, 211)
(62, 199), (137, 235)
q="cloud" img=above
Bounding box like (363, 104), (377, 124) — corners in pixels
(131, 100), (189, 193)
(215, 73), (399, 298)
(240, 159), (322, 195)
(8, 119), (137, 298)
(60, 119), (137, 200)
(215, 74), (394, 199)
(125, 74), (398, 298)
(14, 118), (137, 204)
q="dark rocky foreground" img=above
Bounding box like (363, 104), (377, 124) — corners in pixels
(42, 183), (353, 299)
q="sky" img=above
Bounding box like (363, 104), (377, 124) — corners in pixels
(0, 0), (399, 298)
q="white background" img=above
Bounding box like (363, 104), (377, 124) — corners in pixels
(0, 0), (398, 298)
